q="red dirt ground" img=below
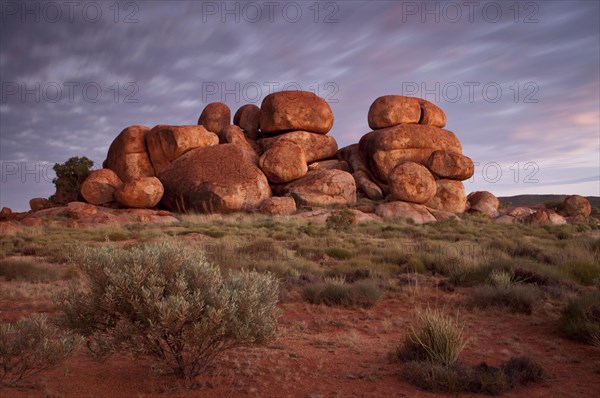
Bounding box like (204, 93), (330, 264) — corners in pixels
(2, 276), (600, 398)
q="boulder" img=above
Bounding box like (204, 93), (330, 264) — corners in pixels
(258, 139), (308, 184)
(417, 98), (446, 128)
(368, 95), (421, 129)
(467, 191), (500, 218)
(105, 125), (155, 182)
(524, 209), (561, 225)
(159, 144), (271, 213)
(198, 102), (231, 134)
(548, 211), (567, 225)
(114, 177), (164, 209)
(273, 169), (356, 207)
(359, 124), (463, 154)
(80, 169), (123, 205)
(562, 195), (591, 217)
(428, 208), (461, 222)
(308, 159), (350, 172)
(29, 198), (49, 212)
(507, 207), (534, 218)
(388, 162), (436, 204)
(0, 207), (12, 220)
(260, 91), (334, 134)
(67, 201), (98, 219)
(146, 125), (219, 174)
(219, 125), (258, 154)
(337, 144), (384, 200)
(370, 148), (436, 181)
(259, 197), (297, 216)
(375, 201), (436, 224)
(258, 131), (338, 162)
(233, 104), (261, 140)
(427, 150), (474, 181)
(425, 180), (467, 213)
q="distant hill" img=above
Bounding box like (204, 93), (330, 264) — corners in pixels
(499, 195), (600, 209)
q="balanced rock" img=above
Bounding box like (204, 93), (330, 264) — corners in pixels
(80, 169), (123, 205)
(388, 162), (436, 204)
(417, 98), (446, 128)
(259, 196), (297, 216)
(273, 169), (356, 207)
(159, 144), (271, 213)
(260, 91), (334, 134)
(146, 125), (219, 174)
(375, 201), (436, 224)
(29, 198), (49, 212)
(368, 95), (421, 129)
(259, 139), (308, 183)
(425, 180), (467, 213)
(258, 131), (338, 163)
(198, 102), (230, 134)
(105, 125), (155, 182)
(114, 177), (164, 208)
(562, 195), (591, 217)
(427, 150), (474, 180)
(467, 191), (500, 218)
(233, 104), (261, 139)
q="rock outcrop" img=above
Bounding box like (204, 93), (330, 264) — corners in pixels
(105, 125), (155, 182)
(80, 169), (123, 205)
(260, 91), (334, 134)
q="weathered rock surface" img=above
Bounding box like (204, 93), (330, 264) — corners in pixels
(29, 198), (50, 212)
(427, 150), (474, 181)
(425, 180), (467, 213)
(198, 102), (231, 134)
(219, 125), (258, 154)
(260, 91), (334, 134)
(368, 95), (421, 129)
(258, 131), (338, 163)
(308, 159), (350, 172)
(388, 162), (436, 204)
(146, 125), (219, 174)
(105, 125), (155, 182)
(375, 201), (436, 224)
(159, 144), (271, 213)
(114, 177), (164, 209)
(525, 209), (566, 225)
(273, 169), (356, 207)
(563, 195), (591, 217)
(80, 169), (123, 205)
(0, 207), (12, 221)
(259, 196), (297, 216)
(233, 104), (261, 139)
(467, 191), (500, 218)
(417, 98), (446, 128)
(259, 139), (308, 184)
(337, 144), (384, 200)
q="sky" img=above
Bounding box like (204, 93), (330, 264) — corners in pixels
(1, 0), (599, 211)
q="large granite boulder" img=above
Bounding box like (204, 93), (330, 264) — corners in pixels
(105, 125), (155, 182)
(388, 162), (437, 204)
(368, 95), (421, 129)
(198, 102), (231, 134)
(425, 180), (467, 213)
(427, 150), (474, 181)
(562, 195), (592, 217)
(258, 139), (308, 183)
(259, 91), (334, 134)
(258, 131), (338, 163)
(233, 104), (261, 140)
(375, 201), (436, 224)
(114, 177), (164, 209)
(467, 191), (500, 218)
(80, 169), (123, 205)
(273, 169), (356, 207)
(158, 144), (271, 213)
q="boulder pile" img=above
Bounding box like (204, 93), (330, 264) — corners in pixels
(19, 91), (589, 226)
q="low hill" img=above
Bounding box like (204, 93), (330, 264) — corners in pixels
(499, 194), (600, 208)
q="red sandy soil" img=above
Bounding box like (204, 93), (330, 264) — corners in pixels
(2, 276), (600, 398)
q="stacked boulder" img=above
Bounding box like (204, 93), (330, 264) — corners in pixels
(339, 95), (474, 223)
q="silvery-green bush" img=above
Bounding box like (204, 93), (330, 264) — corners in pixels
(0, 315), (81, 386)
(58, 241), (279, 380)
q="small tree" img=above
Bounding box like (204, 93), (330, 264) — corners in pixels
(58, 240), (280, 382)
(0, 315), (81, 387)
(51, 156), (94, 203)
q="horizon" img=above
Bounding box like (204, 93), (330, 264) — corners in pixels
(1, 1), (599, 211)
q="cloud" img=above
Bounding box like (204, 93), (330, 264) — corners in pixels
(1, 0), (598, 211)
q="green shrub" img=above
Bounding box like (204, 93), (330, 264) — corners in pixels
(302, 278), (380, 308)
(325, 210), (355, 232)
(471, 285), (539, 315)
(325, 247), (353, 260)
(0, 315), (81, 387)
(51, 156), (94, 204)
(58, 240), (280, 382)
(396, 308), (467, 367)
(402, 357), (545, 394)
(560, 292), (600, 344)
